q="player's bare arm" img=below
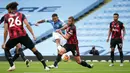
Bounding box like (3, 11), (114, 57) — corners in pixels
(58, 30), (72, 40)
(56, 24), (68, 32)
(60, 24), (68, 30)
(35, 20), (45, 26)
(24, 19), (36, 40)
(122, 26), (126, 40)
(107, 28), (112, 42)
(2, 23), (8, 49)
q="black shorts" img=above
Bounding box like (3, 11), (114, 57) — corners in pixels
(6, 34), (34, 50)
(110, 38), (123, 49)
(63, 44), (80, 56)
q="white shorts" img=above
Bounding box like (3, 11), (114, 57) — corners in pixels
(52, 32), (67, 46)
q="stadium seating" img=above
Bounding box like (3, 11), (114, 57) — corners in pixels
(76, 0), (130, 55)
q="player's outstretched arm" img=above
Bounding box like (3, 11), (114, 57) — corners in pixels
(35, 20), (46, 26)
(24, 19), (36, 40)
(107, 28), (112, 42)
(2, 23), (8, 49)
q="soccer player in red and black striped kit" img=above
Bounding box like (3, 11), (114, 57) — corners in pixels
(1, 2), (50, 71)
(107, 13), (126, 66)
(0, 5), (30, 67)
(51, 16), (93, 69)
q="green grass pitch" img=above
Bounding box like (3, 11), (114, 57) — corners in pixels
(0, 61), (130, 73)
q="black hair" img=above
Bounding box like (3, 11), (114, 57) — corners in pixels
(6, 4), (10, 10)
(6, 2), (18, 10)
(52, 13), (58, 17)
(114, 13), (119, 16)
(92, 46), (95, 49)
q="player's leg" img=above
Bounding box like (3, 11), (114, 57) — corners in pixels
(109, 39), (116, 66)
(19, 49), (30, 67)
(12, 43), (22, 62)
(20, 34), (49, 70)
(53, 32), (62, 50)
(5, 39), (18, 71)
(54, 47), (66, 67)
(19, 49), (26, 61)
(12, 43), (30, 67)
(49, 44), (67, 69)
(49, 47), (66, 68)
(18, 45), (30, 67)
(12, 46), (19, 62)
(53, 53), (62, 68)
(4, 48), (14, 67)
(31, 48), (48, 68)
(74, 56), (93, 68)
(55, 39), (61, 48)
(72, 45), (93, 68)
(117, 39), (123, 66)
(54, 38), (62, 67)
(50, 33), (67, 68)
(110, 48), (115, 65)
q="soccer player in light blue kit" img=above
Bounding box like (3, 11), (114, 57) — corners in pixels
(35, 13), (66, 68)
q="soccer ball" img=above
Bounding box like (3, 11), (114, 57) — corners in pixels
(61, 54), (70, 62)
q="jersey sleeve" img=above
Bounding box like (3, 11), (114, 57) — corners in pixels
(109, 22), (112, 29)
(0, 15), (5, 24)
(22, 14), (27, 21)
(4, 15), (8, 24)
(120, 22), (124, 29)
(67, 26), (75, 35)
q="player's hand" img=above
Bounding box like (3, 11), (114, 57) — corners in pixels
(56, 29), (61, 32)
(1, 43), (5, 49)
(35, 23), (39, 26)
(57, 30), (62, 34)
(107, 38), (109, 42)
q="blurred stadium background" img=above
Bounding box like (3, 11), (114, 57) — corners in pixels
(0, 0), (130, 61)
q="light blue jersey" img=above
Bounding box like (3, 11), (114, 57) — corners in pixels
(46, 19), (65, 33)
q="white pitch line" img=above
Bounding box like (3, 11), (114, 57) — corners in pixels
(24, 70), (130, 73)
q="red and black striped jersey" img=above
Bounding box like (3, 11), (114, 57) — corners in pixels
(66, 24), (78, 44)
(4, 12), (27, 39)
(110, 21), (124, 39)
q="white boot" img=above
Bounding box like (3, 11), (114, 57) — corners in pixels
(49, 65), (58, 69)
(44, 67), (50, 71)
(120, 63), (124, 66)
(8, 65), (16, 71)
(109, 63), (114, 66)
